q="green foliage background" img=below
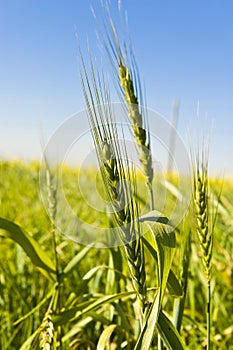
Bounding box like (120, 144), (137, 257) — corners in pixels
(0, 160), (232, 349)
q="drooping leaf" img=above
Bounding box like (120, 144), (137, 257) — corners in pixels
(142, 236), (182, 297)
(144, 220), (176, 317)
(0, 217), (56, 274)
(138, 210), (172, 227)
(135, 215), (176, 349)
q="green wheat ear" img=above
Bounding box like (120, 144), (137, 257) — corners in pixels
(80, 54), (147, 313)
(119, 60), (154, 187)
(39, 310), (54, 350)
(102, 21), (154, 209)
(194, 158), (212, 280)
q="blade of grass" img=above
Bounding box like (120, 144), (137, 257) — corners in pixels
(0, 217), (56, 274)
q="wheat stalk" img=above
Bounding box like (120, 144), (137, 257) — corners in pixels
(193, 154), (213, 349)
(80, 54), (147, 313)
(45, 164), (63, 349)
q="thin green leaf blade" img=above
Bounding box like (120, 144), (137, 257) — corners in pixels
(135, 216), (176, 349)
(54, 291), (135, 326)
(63, 245), (93, 275)
(134, 291), (159, 350)
(142, 236), (182, 297)
(166, 269), (183, 297)
(97, 324), (118, 350)
(157, 311), (186, 350)
(14, 285), (56, 326)
(143, 220), (176, 316)
(19, 329), (39, 350)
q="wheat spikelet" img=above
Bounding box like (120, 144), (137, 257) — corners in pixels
(119, 60), (153, 189)
(80, 56), (147, 309)
(39, 310), (54, 350)
(194, 159), (212, 280)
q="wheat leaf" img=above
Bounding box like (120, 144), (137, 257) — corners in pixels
(54, 290), (136, 326)
(157, 311), (186, 349)
(135, 218), (176, 349)
(19, 329), (40, 350)
(97, 324), (118, 350)
(0, 217), (56, 274)
(142, 236), (182, 297)
(63, 245), (93, 275)
(138, 210), (172, 226)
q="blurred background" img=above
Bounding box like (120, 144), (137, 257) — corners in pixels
(0, 0), (232, 175)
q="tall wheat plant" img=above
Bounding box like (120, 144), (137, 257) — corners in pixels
(193, 153), (213, 349)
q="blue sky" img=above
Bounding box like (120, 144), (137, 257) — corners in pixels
(0, 0), (232, 175)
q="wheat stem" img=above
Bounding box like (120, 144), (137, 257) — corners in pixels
(173, 228), (191, 333)
(45, 163), (62, 349)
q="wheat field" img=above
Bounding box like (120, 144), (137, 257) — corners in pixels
(0, 4), (232, 349)
(0, 160), (232, 349)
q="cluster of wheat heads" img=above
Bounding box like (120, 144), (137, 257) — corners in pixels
(79, 39), (187, 348)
